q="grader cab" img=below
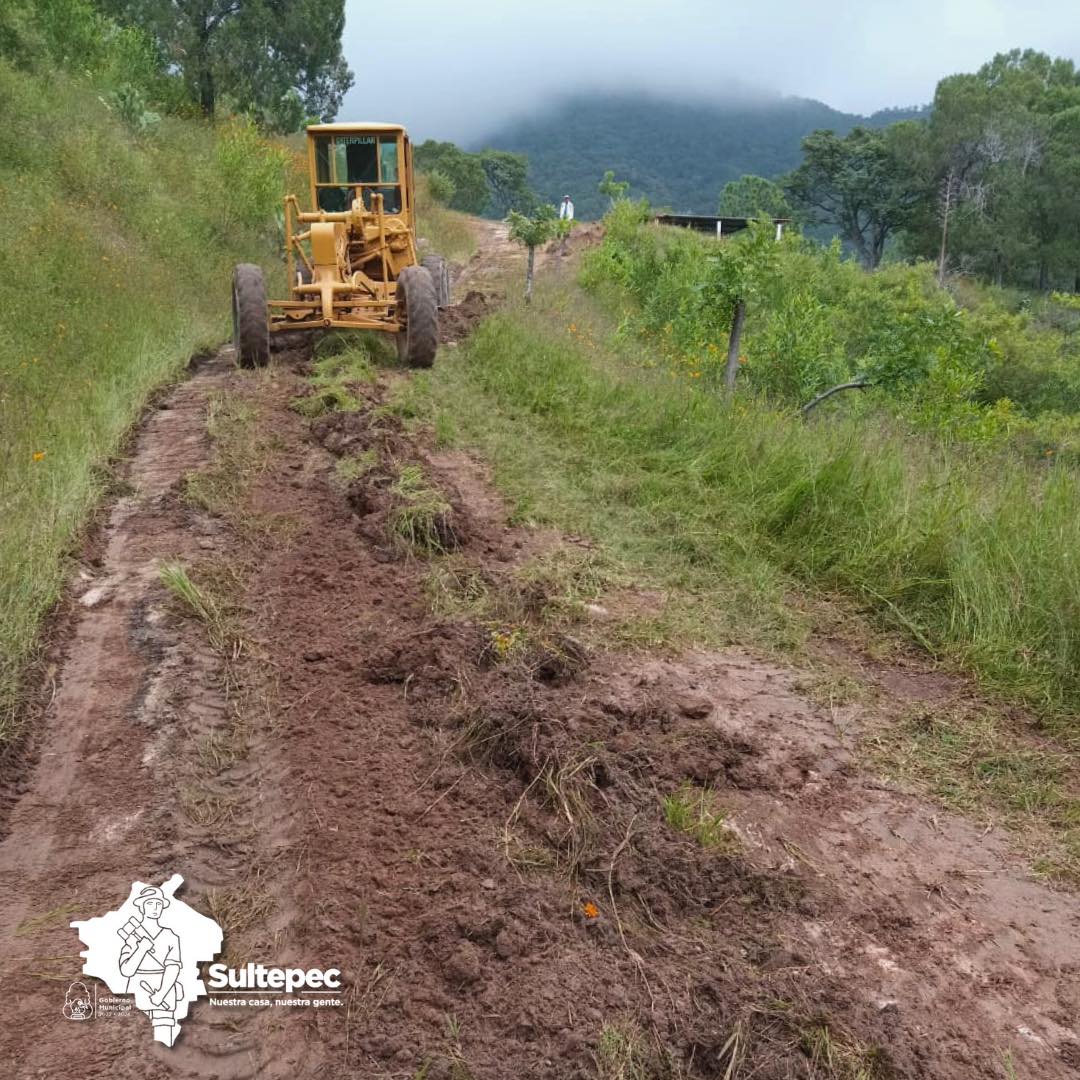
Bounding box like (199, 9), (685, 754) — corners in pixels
(231, 123), (449, 370)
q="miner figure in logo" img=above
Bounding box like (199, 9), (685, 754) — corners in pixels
(117, 886), (183, 1045)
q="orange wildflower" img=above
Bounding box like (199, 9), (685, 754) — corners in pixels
(32, 451), (46, 462)
(582, 901), (599, 919)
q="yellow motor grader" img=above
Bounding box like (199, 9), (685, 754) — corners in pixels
(231, 122), (449, 369)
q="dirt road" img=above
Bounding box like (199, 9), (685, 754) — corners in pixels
(1, 228), (1078, 1078)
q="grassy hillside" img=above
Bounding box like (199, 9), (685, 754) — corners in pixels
(0, 59), (292, 730)
(479, 92), (928, 218)
(398, 207), (1080, 723)
(406, 304), (1080, 717)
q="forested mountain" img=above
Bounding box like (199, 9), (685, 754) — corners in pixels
(478, 93), (927, 219)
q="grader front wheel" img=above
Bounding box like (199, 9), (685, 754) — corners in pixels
(396, 265), (438, 369)
(232, 263), (269, 368)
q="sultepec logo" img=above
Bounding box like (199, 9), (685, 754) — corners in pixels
(71, 873), (222, 1046)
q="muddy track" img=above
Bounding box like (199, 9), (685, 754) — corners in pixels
(0, 229), (1078, 1078)
(437, 219), (604, 347)
(0, 353), (292, 1077)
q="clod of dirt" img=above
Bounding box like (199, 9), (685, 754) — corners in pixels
(309, 395), (472, 556)
(673, 691), (713, 718)
(439, 289), (499, 344)
(442, 942), (484, 986)
(78, 584), (111, 608)
(528, 633), (588, 682)
(544, 222), (605, 259)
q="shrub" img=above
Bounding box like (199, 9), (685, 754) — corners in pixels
(426, 169), (456, 207)
(109, 83), (161, 134)
(213, 118), (289, 232)
(582, 210), (1062, 447)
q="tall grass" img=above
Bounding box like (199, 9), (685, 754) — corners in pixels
(0, 61), (288, 726)
(402, 296), (1080, 717)
(415, 173), (478, 262)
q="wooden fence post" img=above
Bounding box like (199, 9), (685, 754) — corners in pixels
(724, 299), (746, 390)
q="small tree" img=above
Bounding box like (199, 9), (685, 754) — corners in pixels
(785, 125), (924, 269)
(701, 221), (782, 389)
(598, 169), (630, 207)
(506, 205), (569, 303)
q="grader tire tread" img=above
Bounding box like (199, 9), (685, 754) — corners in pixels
(232, 263), (269, 368)
(397, 265), (438, 369)
(422, 255), (450, 308)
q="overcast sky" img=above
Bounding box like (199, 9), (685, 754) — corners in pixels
(340, 0), (1079, 144)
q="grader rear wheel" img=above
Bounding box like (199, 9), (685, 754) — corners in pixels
(422, 255), (450, 308)
(395, 265), (438, 369)
(232, 263), (269, 368)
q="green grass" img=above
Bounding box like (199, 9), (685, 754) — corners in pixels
(290, 384), (361, 417)
(593, 1022), (655, 1080)
(663, 783), (738, 852)
(290, 333), (394, 417)
(593, 1021), (689, 1080)
(0, 60), (287, 728)
(310, 346), (376, 387)
(185, 392), (273, 516)
(416, 173), (478, 262)
(311, 329), (395, 376)
(160, 562), (240, 657)
(334, 449), (379, 485)
(397, 283), (1080, 721)
(388, 464), (457, 554)
(424, 548), (611, 630)
(797, 1020), (890, 1080)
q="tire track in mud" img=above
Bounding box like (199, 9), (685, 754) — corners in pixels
(0, 351), (293, 1079)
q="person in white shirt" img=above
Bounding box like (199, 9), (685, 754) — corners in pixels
(559, 195), (574, 220)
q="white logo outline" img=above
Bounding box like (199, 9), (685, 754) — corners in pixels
(61, 980), (95, 1021)
(71, 873), (222, 1046)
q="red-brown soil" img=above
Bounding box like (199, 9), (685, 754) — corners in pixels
(439, 289), (499, 345)
(0, 228), (1078, 1079)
